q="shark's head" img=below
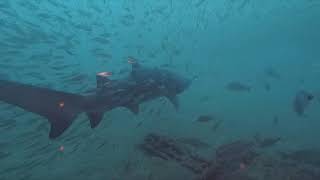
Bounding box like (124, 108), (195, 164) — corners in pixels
(129, 61), (191, 96)
(163, 70), (191, 95)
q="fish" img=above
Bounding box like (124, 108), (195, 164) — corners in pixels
(90, 6), (103, 14)
(96, 141), (108, 150)
(100, 32), (111, 38)
(199, 95), (210, 103)
(0, 151), (10, 159)
(92, 37), (110, 44)
(195, 0), (207, 7)
(196, 115), (214, 122)
(272, 115), (279, 126)
(225, 81), (251, 92)
(77, 10), (93, 18)
(47, 0), (67, 9)
(135, 121), (143, 128)
(293, 90), (314, 116)
(72, 23), (92, 32)
(0, 61), (191, 139)
(94, 52), (112, 59)
(237, 0), (251, 11)
(265, 67), (281, 79)
(212, 119), (223, 132)
(256, 137), (281, 148)
(64, 49), (74, 56)
(264, 82), (271, 91)
(67, 74), (88, 83)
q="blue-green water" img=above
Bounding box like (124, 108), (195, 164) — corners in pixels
(0, 0), (320, 179)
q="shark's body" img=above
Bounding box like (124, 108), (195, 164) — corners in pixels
(0, 62), (191, 139)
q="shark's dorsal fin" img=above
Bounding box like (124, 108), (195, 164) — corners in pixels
(96, 72), (112, 88)
(86, 111), (105, 128)
(167, 95), (179, 110)
(125, 103), (140, 115)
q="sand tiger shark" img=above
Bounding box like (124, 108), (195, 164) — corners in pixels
(0, 61), (191, 139)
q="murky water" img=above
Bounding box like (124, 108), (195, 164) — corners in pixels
(0, 0), (320, 179)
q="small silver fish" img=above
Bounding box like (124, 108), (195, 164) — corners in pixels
(196, 115), (214, 122)
(225, 81), (251, 92)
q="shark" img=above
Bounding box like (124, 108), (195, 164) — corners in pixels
(0, 61), (191, 139)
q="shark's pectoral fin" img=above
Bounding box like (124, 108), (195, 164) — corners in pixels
(126, 103), (140, 115)
(87, 111), (105, 128)
(47, 105), (82, 139)
(167, 95), (179, 110)
(49, 118), (73, 139)
(47, 102), (83, 139)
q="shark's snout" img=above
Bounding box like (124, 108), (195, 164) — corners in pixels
(176, 77), (191, 94)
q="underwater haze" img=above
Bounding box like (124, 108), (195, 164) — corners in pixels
(1, 0), (320, 179)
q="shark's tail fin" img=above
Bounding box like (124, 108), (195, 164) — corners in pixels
(0, 80), (86, 139)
